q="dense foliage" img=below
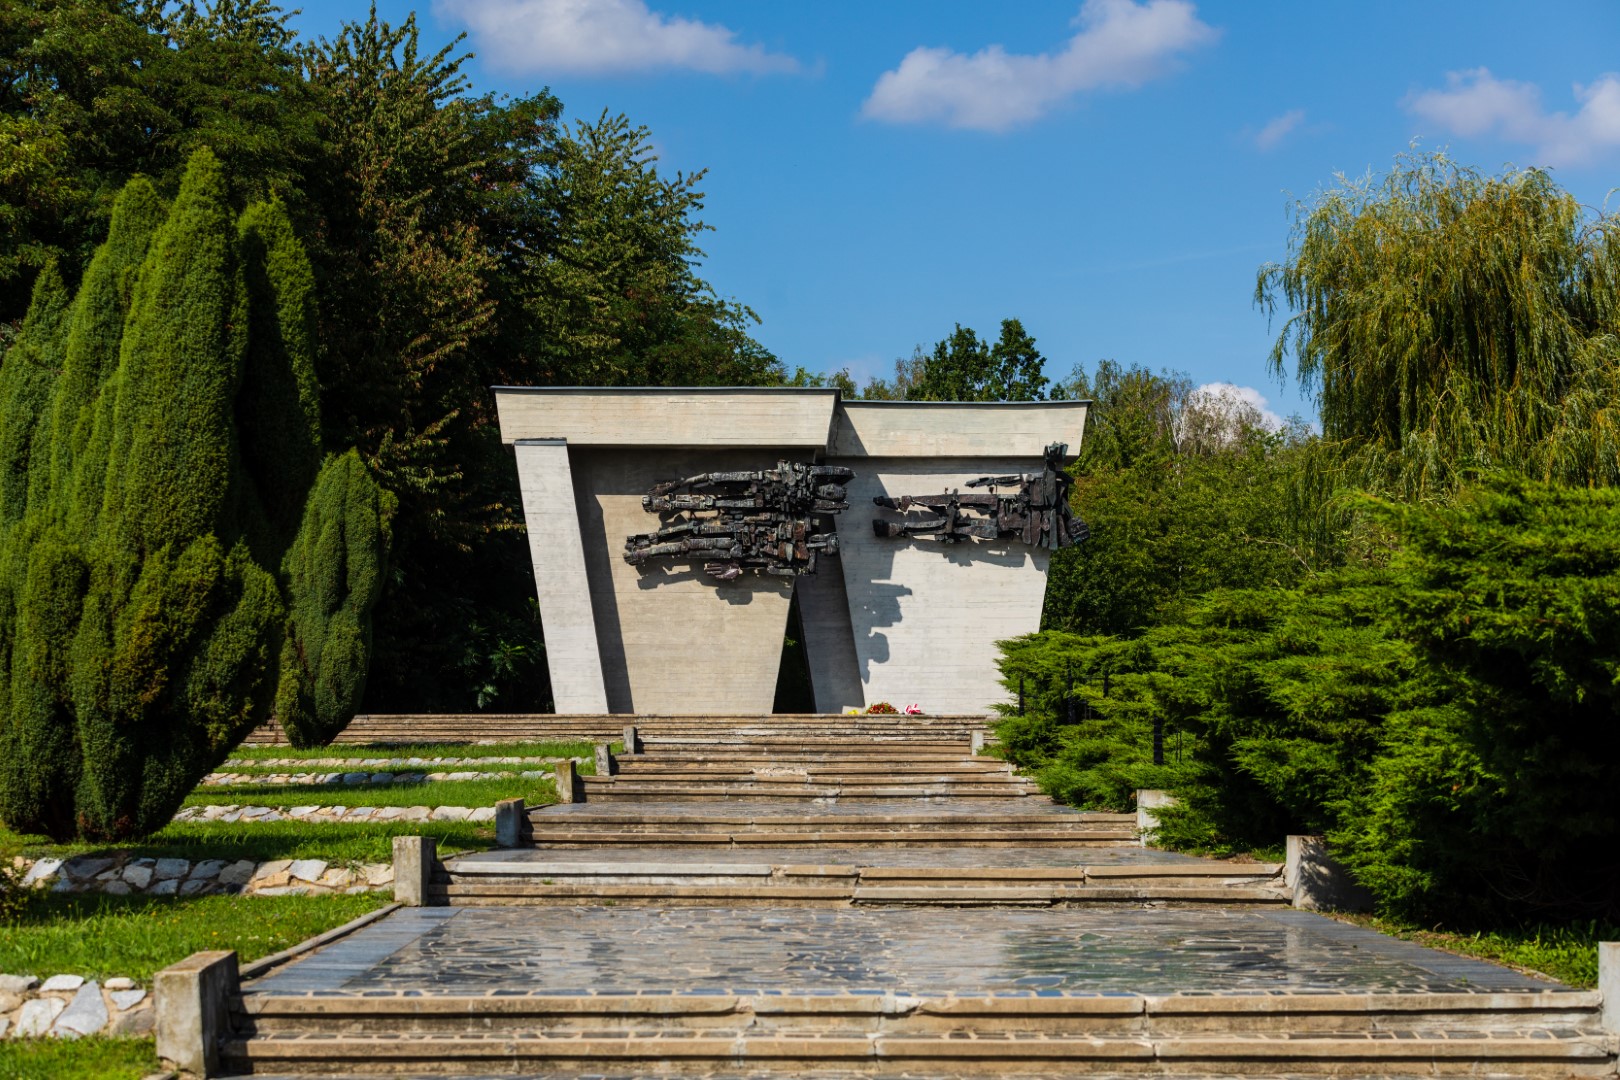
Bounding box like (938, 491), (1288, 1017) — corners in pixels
(1004, 480), (1620, 923)
(861, 318), (1058, 402)
(0, 154), (390, 840)
(2, 1), (781, 715)
(1257, 151), (1620, 496)
(1013, 155), (1620, 925)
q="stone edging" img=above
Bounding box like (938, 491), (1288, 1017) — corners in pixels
(0, 973), (151, 1040)
(15, 854), (392, 897)
(171, 804), (496, 824)
(201, 768), (559, 786)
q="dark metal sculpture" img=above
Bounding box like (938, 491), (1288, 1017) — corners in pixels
(624, 461), (853, 580)
(872, 442), (1088, 550)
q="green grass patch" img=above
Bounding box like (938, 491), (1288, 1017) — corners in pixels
(0, 892), (386, 982)
(214, 760), (559, 778)
(227, 740), (599, 761)
(183, 775), (563, 809)
(1, 818), (493, 866)
(1335, 915), (1616, 988)
(0, 1035), (157, 1079)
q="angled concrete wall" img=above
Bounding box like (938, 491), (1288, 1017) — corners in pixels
(494, 388), (1087, 716)
(570, 448), (797, 715)
(831, 457), (1051, 715)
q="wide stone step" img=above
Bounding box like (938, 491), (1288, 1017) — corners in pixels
(526, 830), (1138, 845)
(587, 775), (1033, 791)
(581, 787), (1038, 801)
(244, 714), (993, 746)
(225, 991), (1612, 1075)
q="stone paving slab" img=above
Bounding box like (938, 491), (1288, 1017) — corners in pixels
(246, 906), (1568, 998)
(457, 845), (1205, 868)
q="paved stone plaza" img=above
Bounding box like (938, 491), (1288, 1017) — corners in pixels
(251, 905), (1565, 998)
(216, 723), (1613, 1076)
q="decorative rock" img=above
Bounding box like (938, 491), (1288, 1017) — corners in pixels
(401, 806), (432, 822)
(40, 974), (84, 993)
(103, 880), (132, 895)
(150, 879), (179, 897)
(0, 975), (39, 994)
(469, 806), (496, 823)
(178, 879), (211, 896)
(365, 864), (394, 887)
(0, 1017), (7, 1038)
(13, 997), (65, 1037)
(0, 991), (19, 1014)
(369, 773), (394, 784)
(104, 978), (135, 991)
(288, 859), (328, 883)
(121, 864), (154, 889)
(250, 860), (293, 883)
(217, 860), (255, 887)
(153, 858), (189, 881)
(109, 988), (146, 1010)
(430, 806), (471, 821)
(108, 1000), (154, 1036)
(190, 860), (227, 881)
(52, 982), (107, 1038)
(62, 856), (114, 880)
(21, 858), (61, 887)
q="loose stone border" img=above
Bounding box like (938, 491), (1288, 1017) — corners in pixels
(222, 755), (588, 768)
(171, 803), (496, 824)
(200, 768), (559, 786)
(0, 973), (152, 1040)
(13, 853), (393, 897)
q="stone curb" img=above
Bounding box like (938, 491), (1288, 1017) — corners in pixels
(0, 972), (151, 1040)
(9, 854), (394, 898)
(170, 804), (498, 825)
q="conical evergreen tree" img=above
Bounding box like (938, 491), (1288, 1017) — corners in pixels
(276, 449), (396, 746)
(0, 149), (393, 840)
(0, 265), (78, 837)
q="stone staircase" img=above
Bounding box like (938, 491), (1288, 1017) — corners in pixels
(225, 987), (1614, 1076)
(214, 716), (1618, 1077)
(239, 712), (989, 746)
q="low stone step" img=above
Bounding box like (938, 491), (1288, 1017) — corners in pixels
(431, 883), (1290, 906)
(584, 789), (1038, 801)
(225, 987), (1613, 1075)
(526, 830), (1137, 845)
(236, 989), (1605, 1037)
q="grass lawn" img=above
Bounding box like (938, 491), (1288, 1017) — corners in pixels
(1, 818), (493, 866)
(227, 739), (602, 761)
(214, 759), (564, 777)
(1336, 915), (1616, 988)
(0, 1036), (157, 1079)
(0, 892), (386, 982)
(182, 774), (565, 809)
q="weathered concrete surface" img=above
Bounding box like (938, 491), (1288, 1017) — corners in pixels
(832, 457), (1051, 715)
(571, 447), (797, 714)
(553, 760), (579, 804)
(494, 798), (527, 849)
(495, 387), (838, 448)
(514, 440), (609, 713)
(1286, 834), (1375, 913)
(156, 950), (237, 1077)
(829, 401), (1088, 459)
(1597, 940), (1617, 1035)
(392, 836), (437, 907)
(795, 563), (865, 713)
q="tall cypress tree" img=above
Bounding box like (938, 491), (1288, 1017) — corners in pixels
(277, 449), (396, 746)
(0, 149), (396, 839)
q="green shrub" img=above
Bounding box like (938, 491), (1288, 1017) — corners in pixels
(0, 151), (391, 841)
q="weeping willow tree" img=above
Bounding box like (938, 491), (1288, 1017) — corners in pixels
(1257, 151), (1620, 497)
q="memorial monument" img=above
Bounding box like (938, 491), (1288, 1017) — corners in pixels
(493, 388), (1089, 715)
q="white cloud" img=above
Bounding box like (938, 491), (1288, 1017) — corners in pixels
(1191, 382), (1285, 431)
(1405, 68), (1620, 167)
(435, 0), (800, 77)
(861, 0), (1218, 132)
(1253, 108), (1304, 151)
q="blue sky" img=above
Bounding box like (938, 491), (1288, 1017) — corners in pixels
(289, 1), (1620, 422)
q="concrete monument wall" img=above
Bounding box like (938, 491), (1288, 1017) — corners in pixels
(494, 388), (1088, 716)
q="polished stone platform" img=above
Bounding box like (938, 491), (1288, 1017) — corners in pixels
(248, 905), (1567, 998)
